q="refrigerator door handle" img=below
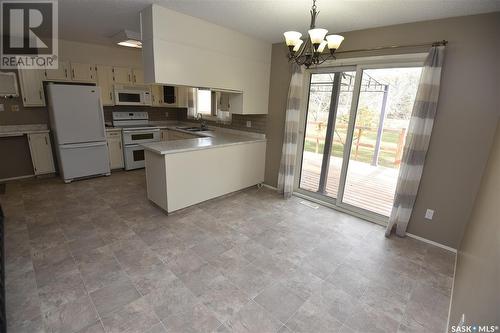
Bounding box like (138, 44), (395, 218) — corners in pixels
(60, 142), (107, 149)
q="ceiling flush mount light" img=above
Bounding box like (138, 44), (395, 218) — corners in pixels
(284, 0), (344, 68)
(112, 30), (142, 48)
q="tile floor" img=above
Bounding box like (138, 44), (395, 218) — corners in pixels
(1, 170), (455, 333)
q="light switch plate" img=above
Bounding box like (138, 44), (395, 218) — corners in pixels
(425, 209), (434, 220)
(246, 121), (251, 128)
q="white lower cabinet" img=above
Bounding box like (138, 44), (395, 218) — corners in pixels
(27, 132), (55, 175)
(106, 130), (124, 170)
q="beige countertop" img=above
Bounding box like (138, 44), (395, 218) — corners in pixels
(105, 127), (122, 132)
(0, 124), (49, 137)
(141, 129), (266, 155)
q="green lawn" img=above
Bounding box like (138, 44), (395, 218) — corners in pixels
(304, 127), (403, 168)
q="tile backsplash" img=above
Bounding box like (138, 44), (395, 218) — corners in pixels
(102, 106), (184, 122)
(1, 101), (267, 134)
(104, 106), (267, 134)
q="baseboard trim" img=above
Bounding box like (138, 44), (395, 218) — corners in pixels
(406, 232), (457, 253)
(0, 174), (34, 183)
(261, 183), (278, 191)
(446, 253), (459, 331)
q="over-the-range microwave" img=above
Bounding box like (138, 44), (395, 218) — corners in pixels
(114, 84), (152, 106)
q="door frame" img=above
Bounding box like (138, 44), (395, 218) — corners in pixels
(293, 53), (427, 226)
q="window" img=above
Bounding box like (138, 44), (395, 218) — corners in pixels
(197, 89), (212, 115)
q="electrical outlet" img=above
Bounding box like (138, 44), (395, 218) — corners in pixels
(246, 121), (251, 128)
(425, 209), (434, 220)
(0, 104), (4, 112)
(165, 111), (169, 118)
(11, 104), (19, 112)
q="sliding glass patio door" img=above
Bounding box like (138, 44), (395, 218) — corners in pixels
(298, 69), (355, 199)
(297, 64), (422, 221)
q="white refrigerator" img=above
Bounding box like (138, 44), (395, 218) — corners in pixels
(47, 84), (110, 183)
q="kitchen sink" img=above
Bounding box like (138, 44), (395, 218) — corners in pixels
(177, 126), (211, 132)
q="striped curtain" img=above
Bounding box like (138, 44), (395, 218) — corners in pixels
(278, 64), (304, 198)
(187, 88), (197, 118)
(386, 46), (446, 237)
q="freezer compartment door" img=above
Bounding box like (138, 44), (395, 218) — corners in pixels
(47, 84), (106, 144)
(58, 141), (110, 182)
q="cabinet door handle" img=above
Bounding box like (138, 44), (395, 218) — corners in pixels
(72, 69), (75, 78)
(110, 92), (112, 100)
(39, 90), (42, 100)
(118, 142), (122, 149)
(128, 74), (131, 82)
(44, 136), (48, 145)
(134, 75), (136, 83)
(64, 68), (68, 78)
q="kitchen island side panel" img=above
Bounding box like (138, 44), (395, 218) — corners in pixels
(145, 150), (168, 211)
(165, 141), (266, 212)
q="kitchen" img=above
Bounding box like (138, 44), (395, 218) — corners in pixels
(2, 1), (493, 332)
(0, 38), (268, 195)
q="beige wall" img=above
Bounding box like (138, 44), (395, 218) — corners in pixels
(265, 12), (500, 248)
(449, 120), (500, 327)
(0, 39), (142, 126)
(58, 39), (142, 68)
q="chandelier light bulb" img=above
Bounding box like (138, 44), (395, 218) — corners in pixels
(317, 40), (327, 53)
(293, 39), (304, 52)
(284, 31), (302, 47)
(326, 34), (344, 50)
(308, 28), (328, 46)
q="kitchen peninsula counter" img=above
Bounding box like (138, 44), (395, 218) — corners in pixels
(142, 129), (266, 213)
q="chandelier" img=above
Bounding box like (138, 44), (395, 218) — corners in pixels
(283, 0), (344, 68)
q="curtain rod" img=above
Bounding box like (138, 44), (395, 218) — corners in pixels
(334, 40), (448, 55)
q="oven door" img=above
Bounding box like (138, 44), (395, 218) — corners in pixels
(122, 129), (160, 145)
(124, 144), (146, 170)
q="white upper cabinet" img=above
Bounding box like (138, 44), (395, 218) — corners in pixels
(176, 86), (188, 108)
(96, 65), (115, 106)
(18, 69), (45, 107)
(151, 85), (164, 106)
(28, 132), (55, 175)
(44, 60), (70, 81)
(132, 69), (144, 84)
(71, 62), (96, 82)
(113, 67), (132, 84)
(141, 5), (271, 114)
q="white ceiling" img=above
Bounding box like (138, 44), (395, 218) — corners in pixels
(59, 0), (500, 45)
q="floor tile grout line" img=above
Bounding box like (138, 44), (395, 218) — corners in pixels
(106, 238), (169, 332)
(66, 240), (107, 333)
(4, 174), (455, 333)
(6, 217), (45, 330)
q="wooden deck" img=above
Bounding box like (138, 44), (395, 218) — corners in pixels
(299, 151), (398, 216)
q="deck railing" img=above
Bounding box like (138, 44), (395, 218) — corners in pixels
(304, 122), (407, 167)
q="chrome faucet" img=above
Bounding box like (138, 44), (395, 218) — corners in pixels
(196, 113), (207, 130)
